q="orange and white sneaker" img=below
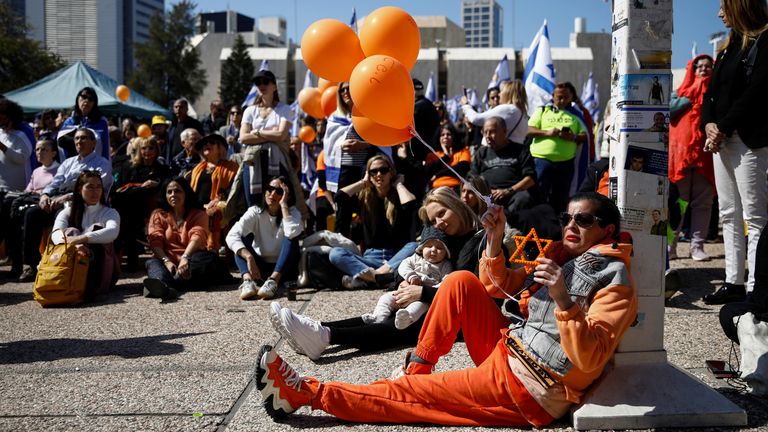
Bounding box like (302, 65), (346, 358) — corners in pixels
(255, 345), (319, 420)
(389, 351), (435, 380)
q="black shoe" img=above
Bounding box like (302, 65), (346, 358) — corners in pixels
(664, 269), (681, 300)
(143, 278), (179, 300)
(703, 283), (746, 305)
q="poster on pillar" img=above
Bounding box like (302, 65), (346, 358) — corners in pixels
(616, 74), (672, 107)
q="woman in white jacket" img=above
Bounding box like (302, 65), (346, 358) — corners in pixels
(227, 176), (303, 300)
(52, 170), (120, 298)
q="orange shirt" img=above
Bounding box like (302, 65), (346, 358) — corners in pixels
(425, 147), (471, 189)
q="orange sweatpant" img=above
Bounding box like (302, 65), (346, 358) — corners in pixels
(310, 271), (554, 427)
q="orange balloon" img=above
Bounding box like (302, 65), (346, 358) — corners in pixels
(301, 19), (365, 82)
(297, 87), (324, 119)
(317, 78), (337, 93)
(349, 55), (414, 129)
(321, 85), (338, 117)
(298, 126), (317, 143)
(352, 114), (412, 147)
(359, 7), (420, 71)
(137, 124), (151, 138)
(115, 85), (130, 102)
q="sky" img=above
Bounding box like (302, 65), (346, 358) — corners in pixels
(187, 0), (726, 69)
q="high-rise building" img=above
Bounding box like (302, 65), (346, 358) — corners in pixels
(460, 0), (503, 48)
(197, 10), (255, 34)
(14, 0), (163, 82)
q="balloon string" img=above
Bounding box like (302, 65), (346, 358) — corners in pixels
(408, 125), (493, 208)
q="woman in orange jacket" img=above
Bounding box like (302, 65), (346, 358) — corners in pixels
(255, 192), (637, 427)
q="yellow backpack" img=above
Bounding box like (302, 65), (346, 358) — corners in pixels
(33, 230), (90, 307)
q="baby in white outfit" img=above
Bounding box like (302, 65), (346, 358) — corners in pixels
(362, 226), (453, 329)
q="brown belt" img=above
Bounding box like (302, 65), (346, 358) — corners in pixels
(505, 337), (557, 389)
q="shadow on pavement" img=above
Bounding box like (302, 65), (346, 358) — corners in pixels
(666, 266), (724, 310)
(719, 387), (768, 428)
(0, 332), (212, 364)
(0, 291), (32, 307)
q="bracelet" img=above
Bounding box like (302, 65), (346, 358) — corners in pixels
(255, 129), (262, 138)
(181, 254), (191, 260)
(161, 256), (170, 263)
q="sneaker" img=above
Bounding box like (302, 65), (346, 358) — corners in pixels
(341, 275), (370, 290)
(258, 278), (278, 299)
(239, 280), (259, 300)
(18, 267), (37, 283)
(690, 246), (710, 262)
(389, 351), (435, 380)
(703, 283), (746, 305)
(280, 308), (329, 361)
(269, 302), (305, 355)
(394, 309), (416, 330)
(255, 344), (319, 420)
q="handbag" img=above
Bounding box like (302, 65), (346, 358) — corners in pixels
(33, 230), (90, 307)
(735, 312), (768, 395)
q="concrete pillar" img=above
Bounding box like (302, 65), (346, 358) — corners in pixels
(572, 0), (746, 428)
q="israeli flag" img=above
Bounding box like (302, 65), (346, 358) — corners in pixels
(488, 54), (511, 89)
(241, 84), (259, 108)
(349, 8), (358, 33)
(582, 72), (600, 122)
(469, 88), (481, 109)
(445, 95), (461, 124)
(691, 41), (698, 59)
(302, 69), (313, 90)
(291, 70), (313, 137)
(425, 72), (436, 102)
(259, 59), (270, 71)
(524, 20), (556, 116)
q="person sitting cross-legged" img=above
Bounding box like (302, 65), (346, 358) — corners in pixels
(226, 176), (302, 301)
(255, 192), (637, 428)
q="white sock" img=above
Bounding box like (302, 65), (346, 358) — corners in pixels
(394, 309), (416, 330)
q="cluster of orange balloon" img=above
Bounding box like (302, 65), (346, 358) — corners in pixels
(300, 6), (420, 147)
(297, 77), (338, 120)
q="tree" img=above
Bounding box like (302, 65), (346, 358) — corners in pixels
(0, 3), (65, 94)
(128, 0), (207, 108)
(219, 34), (254, 109)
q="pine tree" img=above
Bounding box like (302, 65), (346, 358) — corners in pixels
(0, 3), (65, 94)
(219, 34), (255, 108)
(127, 0), (207, 108)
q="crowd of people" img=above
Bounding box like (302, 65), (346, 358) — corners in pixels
(1, 0), (767, 425)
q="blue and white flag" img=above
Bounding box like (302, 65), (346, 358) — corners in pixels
(425, 72), (436, 102)
(691, 41), (698, 59)
(582, 72), (600, 122)
(349, 8), (358, 33)
(524, 20), (556, 116)
(445, 95), (461, 124)
(488, 54), (510, 89)
(259, 59), (270, 71)
(469, 88), (481, 110)
(241, 84), (259, 108)
(302, 69), (313, 90)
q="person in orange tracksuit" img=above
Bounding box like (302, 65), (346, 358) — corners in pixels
(255, 191), (637, 427)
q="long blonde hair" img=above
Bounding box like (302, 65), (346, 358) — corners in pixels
(721, 0), (768, 52)
(130, 136), (160, 167)
(418, 186), (480, 235)
(499, 79), (528, 115)
(358, 155), (398, 227)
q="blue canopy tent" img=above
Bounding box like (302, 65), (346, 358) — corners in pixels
(4, 61), (170, 119)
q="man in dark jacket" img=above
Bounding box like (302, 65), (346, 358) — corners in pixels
(166, 99), (203, 162)
(398, 78), (439, 201)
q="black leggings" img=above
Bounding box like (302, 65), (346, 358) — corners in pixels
(323, 315), (425, 352)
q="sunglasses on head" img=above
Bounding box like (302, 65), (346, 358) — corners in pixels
(368, 167), (391, 176)
(559, 212), (602, 228)
(265, 185), (284, 195)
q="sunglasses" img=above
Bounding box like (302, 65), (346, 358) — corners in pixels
(368, 167), (391, 176)
(265, 185), (285, 196)
(559, 212), (602, 228)
(230, 111), (240, 115)
(339, 86), (351, 93)
(254, 79), (274, 86)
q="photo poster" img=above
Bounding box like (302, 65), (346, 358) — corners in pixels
(616, 73), (672, 106)
(618, 106), (670, 132)
(623, 144), (667, 176)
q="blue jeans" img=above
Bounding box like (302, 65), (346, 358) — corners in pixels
(534, 157), (574, 214)
(233, 235), (300, 281)
(329, 242), (418, 278)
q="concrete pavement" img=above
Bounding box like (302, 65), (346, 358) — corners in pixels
(1, 239), (767, 431)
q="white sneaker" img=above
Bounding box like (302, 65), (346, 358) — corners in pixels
(239, 280), (259, 300)
(269, 302), (305, 355)
(394, 309), (416, 330)
(258, 278), (278, 299)
(690, 246), (710, 262)
(280, 308), (330, 361)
